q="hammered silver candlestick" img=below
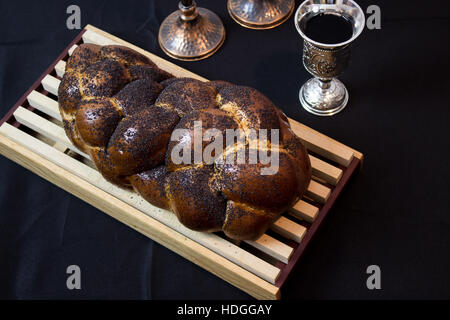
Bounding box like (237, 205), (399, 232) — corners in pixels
(228, 0), (295, 30)
(159, 0), (226, 61)
(295, 0), (365, 116)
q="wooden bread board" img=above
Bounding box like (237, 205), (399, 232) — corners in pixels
(0, 25), (363, 300)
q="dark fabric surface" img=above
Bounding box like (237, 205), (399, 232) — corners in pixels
(0, 0), (449, 299)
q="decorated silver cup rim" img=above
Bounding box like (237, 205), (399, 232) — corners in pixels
(294, 0), (365, 49)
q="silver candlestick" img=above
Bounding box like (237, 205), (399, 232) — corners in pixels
(295, 0), (365, 116)
(159, 0), (226, 61)
(228, 0), (295, 30)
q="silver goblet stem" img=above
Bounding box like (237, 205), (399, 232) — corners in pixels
(295, 0), (365, 116)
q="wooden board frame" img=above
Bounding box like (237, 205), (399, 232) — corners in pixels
(0, 25), (362, 300)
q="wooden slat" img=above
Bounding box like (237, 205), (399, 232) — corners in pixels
(245, 234), (293, 264)
(52, 142), (68, 153)
(27, 91), (62, 121)
(306, 180), (331, 203)
(42, 75), (60, 96)
(82, 29), (118, 46)
(68, 44), (78, 56)
(309, 155), (342, 186)
(289, 120), (359, 166)
(55, 60), (66, 78)
(0, 130), (279, 300)
(0, 123), (281, 285)
(13, 107), (88, 158)
(290, 200), (319, 223)
(271, 216), (307, 243)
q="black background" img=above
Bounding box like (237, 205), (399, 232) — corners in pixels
(0, 0), (449, 299)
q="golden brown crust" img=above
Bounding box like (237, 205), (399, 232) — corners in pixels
(58, 44), (312, 240)
(218, 85), (281, 131)
(278, 116), (312, 196)
(106, 107), (179, 176)
(63, 119), (86, 152)
(76, 99), (120, 147)
(222, 201), (277, 240)
(58, 72), (82, 115)
(214, 150), (302, 213)
(90, 148), (131, 187)
(130, 166), (171, 210)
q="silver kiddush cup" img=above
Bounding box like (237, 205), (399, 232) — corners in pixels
(295, 0), (365, 116)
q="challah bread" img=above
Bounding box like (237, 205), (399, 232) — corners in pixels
(58, 44), (312, 240)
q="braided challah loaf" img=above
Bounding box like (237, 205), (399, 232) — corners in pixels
(58, 44), (312, 240)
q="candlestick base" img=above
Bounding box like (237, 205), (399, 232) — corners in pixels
(159, 4), (225, 61)
(228, 0), (295, 30)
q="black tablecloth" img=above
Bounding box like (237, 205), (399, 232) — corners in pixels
(0, 0), (449, 299)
